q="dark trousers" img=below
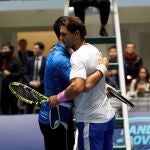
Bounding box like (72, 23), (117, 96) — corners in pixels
(26, 103), (34, 114)
(39, 119), (75, 150)
(1, 81), (18, 115)
(73, 0), (110, 25)
(1, 96), (18, 114)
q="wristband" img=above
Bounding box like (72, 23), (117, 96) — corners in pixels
(96, 64), (107, 75)
(57, 90), (68, 103)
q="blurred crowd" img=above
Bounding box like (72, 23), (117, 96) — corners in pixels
(0, 39), (46, 115)
(106, 42), (150, 115)
(107, 42), (150, 98)
(0, 39), (149, 115)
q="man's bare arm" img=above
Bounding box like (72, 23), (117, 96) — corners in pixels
(50, 57), (108, 107)
(50, 77), (85, 106)
(84, 57), (108, 92)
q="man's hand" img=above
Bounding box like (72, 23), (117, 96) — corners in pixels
(30, 80), (41, 88)
(99, 57), (109, 68)
(3, 69), (11, 76)
(49, 95), (58, 107)
(96, 57), (109, 75)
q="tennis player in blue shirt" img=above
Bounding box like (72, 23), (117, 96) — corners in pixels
(38, 17), (74, 150)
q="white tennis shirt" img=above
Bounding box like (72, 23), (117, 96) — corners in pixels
(70, 43), (115, 123)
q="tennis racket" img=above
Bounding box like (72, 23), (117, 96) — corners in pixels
(9, 82), (72, 130)
(9, 82), (49, 105)
(107, 87), (134, 108)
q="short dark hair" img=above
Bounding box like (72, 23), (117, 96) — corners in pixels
(60, 16), (87, 39)
(108, 45), (116, 52)
(53, 16), (67, 39)
(18, 39), (27, 44)
(2, 43), (14, 53)
(34, 42), (45, 51)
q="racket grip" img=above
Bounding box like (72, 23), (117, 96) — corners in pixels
(57, 90), (68, 103)
(96, 64), (107, 75)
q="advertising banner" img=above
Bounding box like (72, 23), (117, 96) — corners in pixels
(113, 112), (150, 150)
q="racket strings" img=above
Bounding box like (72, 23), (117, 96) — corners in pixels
(33, 92), (46, 101)
(12, 85), (38, 103)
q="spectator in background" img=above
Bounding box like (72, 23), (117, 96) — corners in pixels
(24, 42), (46, 113)
(70, 0), (110, 36)
(18, 39), (33, 82)
(18, 39), (33, 66)
(106, 46), (121, 117)
(124, 42), (143, 86)
(0, 44), (22, 114)
(127, 67), (150, 98)
(106, 45), (119, 89)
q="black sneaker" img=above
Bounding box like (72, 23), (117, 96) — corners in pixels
(99, 27), (108, 36)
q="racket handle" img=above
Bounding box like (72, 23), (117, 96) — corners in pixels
(57, 90), (68, 103)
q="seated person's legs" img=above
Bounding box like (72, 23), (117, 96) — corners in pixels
(97, 0), (110, 36)
(71, 0), (110, 35)
(74, 5), (85, 23)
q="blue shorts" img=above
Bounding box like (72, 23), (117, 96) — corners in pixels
(76, 116), (115, 150)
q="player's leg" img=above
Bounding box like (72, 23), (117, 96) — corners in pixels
(88, 117), (115, 150)
(39, 123), (55, 150)
(39, 123), (66, 150)
(103, 116), (116, 150)
(66, 119), (75, 150)
(89, 122), (106, 150)
(76, 122), (85, 150)
(76, 122), (105, 150)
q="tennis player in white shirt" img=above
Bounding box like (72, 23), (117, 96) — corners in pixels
(50, 16), (115, 150)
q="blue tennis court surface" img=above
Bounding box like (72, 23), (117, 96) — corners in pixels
(0, 114), (44, 150)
